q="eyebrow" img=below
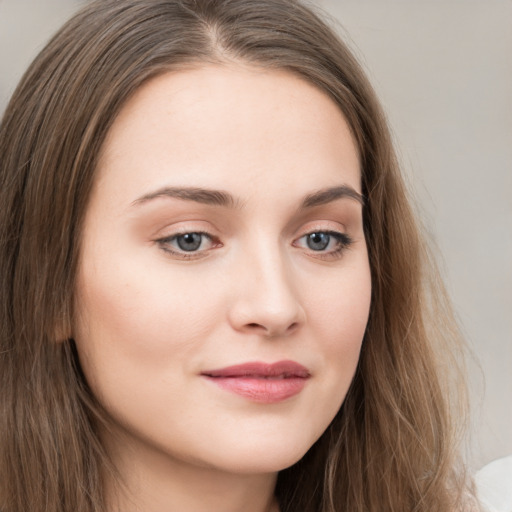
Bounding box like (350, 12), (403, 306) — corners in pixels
(131, 184), (364, 209)
(132, 186), (238, 208)
(301, 185), (364, 208)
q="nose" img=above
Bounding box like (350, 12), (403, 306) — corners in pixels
(227, 245), (306, 338)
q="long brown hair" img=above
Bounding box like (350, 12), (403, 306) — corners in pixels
(0, 1), (472, 511)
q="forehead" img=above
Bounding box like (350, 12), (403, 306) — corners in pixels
(94, 65), (361, 208)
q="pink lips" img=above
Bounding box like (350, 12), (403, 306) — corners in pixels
(201, 360), (310, 403)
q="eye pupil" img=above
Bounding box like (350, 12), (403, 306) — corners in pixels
(176, 233), (202, 252)
(307, 232), (330, 251)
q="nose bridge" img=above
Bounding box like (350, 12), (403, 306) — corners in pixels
(228, 234), (305, 336)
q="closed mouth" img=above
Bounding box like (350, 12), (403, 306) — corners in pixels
(201, 360), (310, 403)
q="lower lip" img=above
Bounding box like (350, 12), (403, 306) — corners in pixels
(204, 376), (308, 403)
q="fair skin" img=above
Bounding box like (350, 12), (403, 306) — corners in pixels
(73, 65), (372, 512)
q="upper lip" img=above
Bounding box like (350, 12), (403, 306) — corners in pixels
(201, 360), (310, 378)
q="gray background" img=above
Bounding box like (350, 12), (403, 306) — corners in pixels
(1, 0), (510, 471)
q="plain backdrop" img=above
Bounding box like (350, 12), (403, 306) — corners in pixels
(1, 0), (510, 471)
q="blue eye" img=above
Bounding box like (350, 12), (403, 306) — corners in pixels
(295, 231), (352, 256)
(158, 232), (215, 257)
(305, 232), (331, 251)
(175, 233), (204, 252)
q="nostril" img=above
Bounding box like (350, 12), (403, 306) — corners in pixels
(289, 322), (299, 331)
(245, 321), (300, 337)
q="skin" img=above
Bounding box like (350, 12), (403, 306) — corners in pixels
(74, 65), (372, 512)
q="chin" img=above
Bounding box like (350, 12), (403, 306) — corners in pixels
(199, 431), (320, 475)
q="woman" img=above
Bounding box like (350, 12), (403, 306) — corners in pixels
(0, 0), (475, 511)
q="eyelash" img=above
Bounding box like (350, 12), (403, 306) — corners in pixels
(156, 231), (219, 260)
(156, 230), (353, 261)
(294, 231), (353, 261)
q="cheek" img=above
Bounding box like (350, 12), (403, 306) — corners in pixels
(304, 259), (371, 390)
(307, 258), (371, 342)
(72, 251), (223, 395)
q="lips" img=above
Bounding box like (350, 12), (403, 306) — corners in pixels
(201, 360), (310, 403)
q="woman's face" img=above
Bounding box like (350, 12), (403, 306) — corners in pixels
(74, 66), (371, 475)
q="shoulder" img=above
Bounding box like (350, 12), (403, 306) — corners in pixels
(474, 455), (512, 512)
